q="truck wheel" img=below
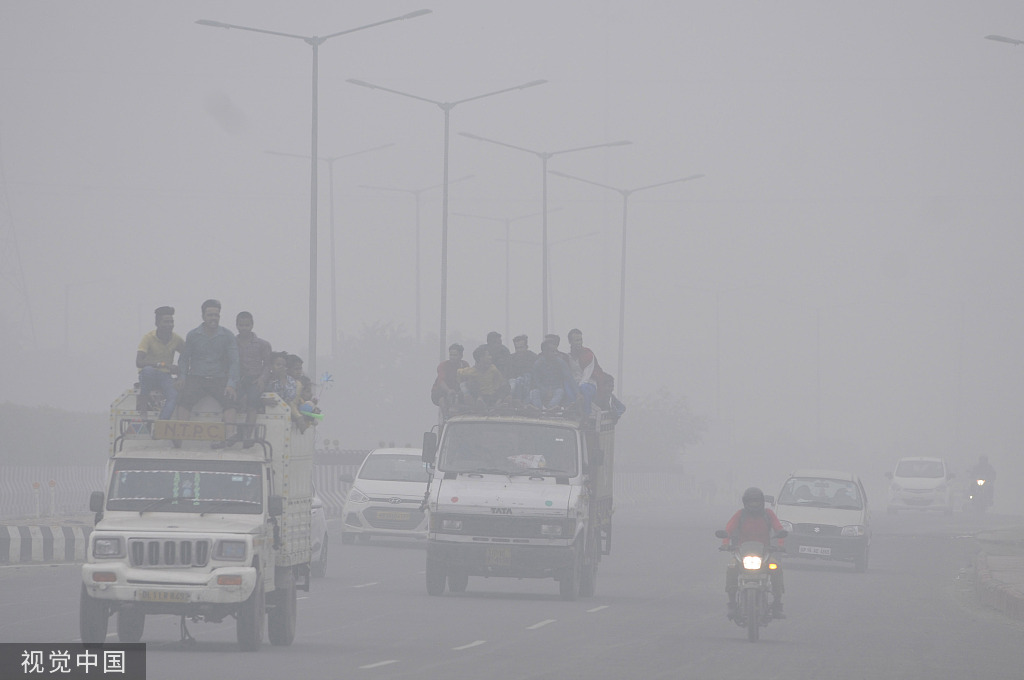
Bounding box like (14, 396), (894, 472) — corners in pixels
(579, 539), (598, 598)
(312, 536), (329, 578)
(447, 569), (469, 593)
(79, 586), (110, 643)
(268, 567), (297, 646)
(426, 556), (447, 596)
(559, 544), (582, 601)
(116, 608), (145, 643)
(236, 573), (265, 652)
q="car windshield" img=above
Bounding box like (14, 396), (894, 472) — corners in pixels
(107, 458), (262, 514)
(359, 453), (430, 483)
(777, 477), (863, 510)
(437, 422), (578, 476)
(895, 460), (944, 478)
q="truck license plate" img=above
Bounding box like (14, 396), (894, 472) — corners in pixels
(485, 546), (512, 567)
(138, 590), (190, 603)
(798, 545), (831, 556)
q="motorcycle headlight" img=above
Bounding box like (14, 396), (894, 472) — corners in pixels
(93, 537), (124, 558)
(841, 525), (865, 537)
(741, 554), (763, 570)
(976, 479), (986, 486)
(347, 488), (369, 504)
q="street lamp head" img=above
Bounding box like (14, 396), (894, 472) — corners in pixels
(402, 9), (433, 20)
(985, 34), (1024, 45)
(196, 19), (231, 29)
(347, 78), (376, 89)
(520, 79), (549, 89)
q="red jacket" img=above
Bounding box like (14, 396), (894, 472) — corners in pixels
(723, 508), (784, 547)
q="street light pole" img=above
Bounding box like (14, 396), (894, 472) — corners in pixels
(359, 175), (473, 343)
(459, 133), (632, 337)
(266, 144), (394, 358)
(347, 78), (548, 361)
(550, 170), (704, 396)
(197, 9), (431, 381)
(452, 209), (551, 339)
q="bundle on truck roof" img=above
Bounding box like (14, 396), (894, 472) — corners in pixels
(80, 388), (314, 651)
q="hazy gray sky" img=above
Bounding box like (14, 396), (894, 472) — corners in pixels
(3, 1), (1024, 483)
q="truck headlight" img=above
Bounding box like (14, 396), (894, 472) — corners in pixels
(440, 518), (463, 532)
(214, 540), (247, 561)
(841, 525), (865, 537)
(540, 523), (563, 537)
(93, 537), (124, 558)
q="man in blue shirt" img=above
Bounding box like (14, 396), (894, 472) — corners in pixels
(174, 299), (240, 445)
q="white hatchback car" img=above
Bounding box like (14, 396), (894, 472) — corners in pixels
(886, 457), (954, 514)
(341, 448), (429, 544)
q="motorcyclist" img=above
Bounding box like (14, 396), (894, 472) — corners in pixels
(968, 455), (996, 504)
(722, 487), (786, 619)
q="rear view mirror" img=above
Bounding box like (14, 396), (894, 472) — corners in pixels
(268, 495), (284, 517)
(89, 491), (104, 513)
(422, 431), (438, 465)
(715, 529), (729, 539)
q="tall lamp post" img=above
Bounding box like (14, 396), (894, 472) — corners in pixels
(197, 9), (431, 380)
(452, 208), (552, 340)
(459, 133), (631, 337)
(266, 143), (394, 358)
(550, 170), (704, 395)
(347, 78), (547, 361)
(359, 175), (474, 344)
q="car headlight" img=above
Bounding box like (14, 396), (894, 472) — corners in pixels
(93, 537), (124, 558)
(841, 525), (865, 537)
(347, 488), (369, 504)
(741, 554), (763, 570)
(214, 540), (247, 561)
(779, 520), (793, 532)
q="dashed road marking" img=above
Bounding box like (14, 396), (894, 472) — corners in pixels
(360, 660), (399, 669)
(452, 640), (486, 650)
(587, 605), (609, 613)
(352, 582), (379, 588)
(526, 619), (556, 630)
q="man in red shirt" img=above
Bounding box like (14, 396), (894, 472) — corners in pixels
(722, 487), (786, 619)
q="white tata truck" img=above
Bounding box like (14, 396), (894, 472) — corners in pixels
(420, 409), (615, 600)
(80, 389), (314, 651)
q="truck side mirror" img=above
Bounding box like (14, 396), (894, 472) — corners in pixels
(422, 431), (438, 465)
(89, 491), (104, 513)
(268, 495), (284, 517)
(714, 529), (729, 539)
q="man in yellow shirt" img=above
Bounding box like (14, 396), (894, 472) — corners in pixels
(136, 306), (185, 419)
(458, 345), (511, 410)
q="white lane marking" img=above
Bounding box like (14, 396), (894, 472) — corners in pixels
(360, 660), (399, 669)
(351, 582), (379, 588)
(526, 619), (556, 630)
(587, 605), (609, 613)
(452, 640), (486, 651)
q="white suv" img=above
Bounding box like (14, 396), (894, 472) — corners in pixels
(886, 457), (954, 514)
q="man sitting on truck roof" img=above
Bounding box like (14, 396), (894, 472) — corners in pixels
(173, 299), (240, 446)
(136, 305), (184, 419)
(233, 310), (272, 448)
(458, 345), (511, 411)
(265, 351), (307, 432)
(530, 339), (573, 412)
(432, 343), (468, 413)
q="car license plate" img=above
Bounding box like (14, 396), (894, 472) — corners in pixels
(485, 546), (512, 567)
(375, 510), (410, 521)
(798, 545), (831, 556)
(138, 589), (189, 603)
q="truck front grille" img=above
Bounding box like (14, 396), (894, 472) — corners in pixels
(129, 538), (210, 567)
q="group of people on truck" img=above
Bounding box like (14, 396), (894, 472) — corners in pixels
(134, 299), (319, 448)
(431, 329), (624, 419)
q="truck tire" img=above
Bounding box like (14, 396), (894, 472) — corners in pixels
(579, 533), (598, 598)
(268, 567), (297, 646)
(312, 536), (329, 578)
(116, 608), (145, 643)
(236, 573), (265, 652)
(559, 543), (582, 601)
(79, 586), (110, 644)
(426, 555), (447, 596)
(447, 569), (469, 593)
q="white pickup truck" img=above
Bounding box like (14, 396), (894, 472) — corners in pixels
(421, 408), (615, 600)
(80, 388), (314, 651)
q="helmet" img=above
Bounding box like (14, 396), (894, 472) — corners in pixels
(742, 487), (766, 514)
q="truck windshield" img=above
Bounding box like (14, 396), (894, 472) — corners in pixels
(107, 458), (263, 514)
(438, 422), (578, 477)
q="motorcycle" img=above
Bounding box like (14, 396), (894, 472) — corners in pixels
(716, 529), (787, 642)
(967, 478), (993, 513)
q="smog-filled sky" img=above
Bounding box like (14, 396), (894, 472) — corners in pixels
(2, 1), (1024, 484)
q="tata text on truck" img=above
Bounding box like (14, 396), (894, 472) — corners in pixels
(421, 406), (615, 599)
(80, 388), (314, 651)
